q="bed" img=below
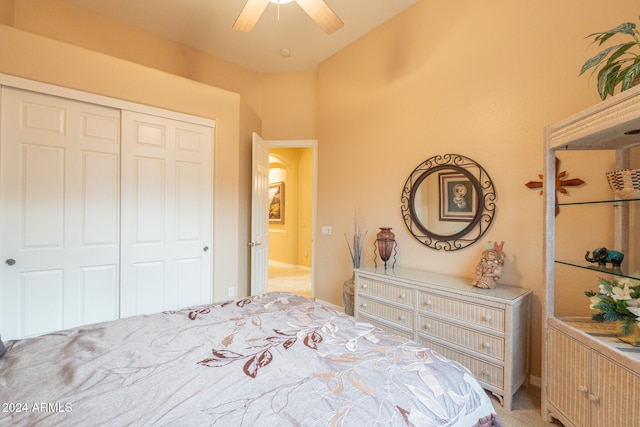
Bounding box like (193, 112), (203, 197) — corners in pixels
(0, 292), (502, 426)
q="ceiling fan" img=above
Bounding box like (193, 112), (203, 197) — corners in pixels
(233, 0), (344, 34)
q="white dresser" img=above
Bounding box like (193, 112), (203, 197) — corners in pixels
(354, 266), (532, 410)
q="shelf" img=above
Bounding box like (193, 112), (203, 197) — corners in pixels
(550, 317), (640, 365)
(557, 197), (640, 207)
(555, 260), (640, 281)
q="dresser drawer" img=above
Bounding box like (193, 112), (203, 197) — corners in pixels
(419, 337), (504, 389)
(358, 313), (414, 340)
(358, 296), (414, 330)
(418, 291), (505, 332)
(417, 315), (504, 360)
(358, 277), (415, 307)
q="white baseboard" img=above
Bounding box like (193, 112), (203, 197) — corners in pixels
(528, 375), (541, 388)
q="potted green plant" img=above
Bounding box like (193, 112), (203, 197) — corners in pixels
(579, 18), (640, 100)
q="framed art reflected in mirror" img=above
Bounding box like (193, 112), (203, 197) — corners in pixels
(439, 172), (477, 221)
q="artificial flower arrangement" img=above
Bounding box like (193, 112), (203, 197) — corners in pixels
(585, 277), (640, 336)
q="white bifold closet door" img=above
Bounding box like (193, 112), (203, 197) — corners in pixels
(0, 87), (121, 339)
(119, 111), (212, 318)
(0, 88), (213, 340)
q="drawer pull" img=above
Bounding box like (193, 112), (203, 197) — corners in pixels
(588, 394), (599, 403)
(424, 324), (432, 331)
(362, 284), (368, 289)
(482, 343), (491, 351)
(481, 370), (490, 380)
(483, 315), (492, 322)
(424, 300), (433, 307)
(399, 315), (406, 321)
(578, 385), (588, 394)
(361, 303), (368, 308)
(400, 293), (406, 299)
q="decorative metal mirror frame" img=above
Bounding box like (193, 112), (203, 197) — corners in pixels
(401, 153), (497, 251)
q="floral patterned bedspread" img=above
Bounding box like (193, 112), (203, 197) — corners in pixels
(0, 293), (501, 426)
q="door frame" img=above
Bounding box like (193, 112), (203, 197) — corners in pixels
(264, 139), (317, 299)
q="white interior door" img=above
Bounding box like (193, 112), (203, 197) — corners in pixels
(250, 132), (269, 295)
(120, 111), (212, 317)
(0, 88), (120, 340)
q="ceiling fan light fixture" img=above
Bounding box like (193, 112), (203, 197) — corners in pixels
(233, 0), (343, 34)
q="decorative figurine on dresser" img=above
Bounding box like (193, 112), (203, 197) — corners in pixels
(472, 241), (506, 289)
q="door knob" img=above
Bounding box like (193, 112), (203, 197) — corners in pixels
(5, 258), (15, 266)
(203, 246), (209, 252)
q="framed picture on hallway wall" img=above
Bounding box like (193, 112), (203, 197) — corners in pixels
(269, 181), (285, 224)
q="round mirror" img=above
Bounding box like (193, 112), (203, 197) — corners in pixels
(401, 154), (496, 251)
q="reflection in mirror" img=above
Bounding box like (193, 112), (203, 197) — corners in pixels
(401, 154), (496, 251)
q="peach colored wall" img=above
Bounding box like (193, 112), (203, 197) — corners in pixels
(260, 72), (318, 140)
(0, 24), (254, 303)
(0, 0), (14, 25)
(315, 0), (639, 381)
(13, 0), (263, 115)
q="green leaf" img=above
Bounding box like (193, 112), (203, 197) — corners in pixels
(619, 319), (634, 336)
(586, 22), (637, 45)
(603, 311), (624, 322)
(597, 63), (621, 99)
(621, 60), (640, 91)
(579, 44), (628, 75)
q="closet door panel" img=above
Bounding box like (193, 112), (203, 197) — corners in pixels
(177, 258), (203, 307)
(133, 156), (166, 244)
(80, 264), (119, 325)
(0, 87), (120, 339)
(132, 261), (166, 315)
(121, 111), (212, 317)
(22, 143), (65, 248)
(22, 270), (64, 337)
(82, 151), (119, 246)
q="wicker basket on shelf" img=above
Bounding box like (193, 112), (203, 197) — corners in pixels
(606, 168), (640, 199)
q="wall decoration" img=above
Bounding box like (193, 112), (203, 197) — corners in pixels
(525, 157), (585, 215)
(439, 172), (477, 221)
(269, 181), (285, 224)
(401, 153), (497, 251)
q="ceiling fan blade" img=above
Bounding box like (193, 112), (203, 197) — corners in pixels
(295, 0), (344, 34)
(232, 0), (271, 32)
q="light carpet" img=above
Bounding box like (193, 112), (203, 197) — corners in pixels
(491, 385), (563, 426)
(268, 261), (312, 299)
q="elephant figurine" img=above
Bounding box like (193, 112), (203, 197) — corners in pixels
(585, 247), (624, 267)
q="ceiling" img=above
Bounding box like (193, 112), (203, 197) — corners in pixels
(65, 0), (419, 73)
